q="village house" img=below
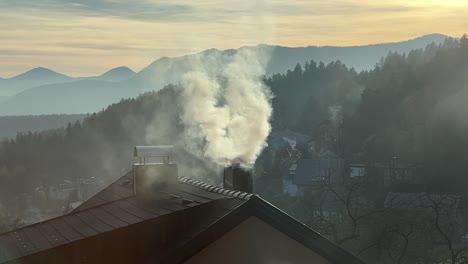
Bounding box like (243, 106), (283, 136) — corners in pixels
(283, 158), (344, 198)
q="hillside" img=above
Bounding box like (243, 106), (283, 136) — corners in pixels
(0, 34), (453, 115)
(0, 114), (87, 139)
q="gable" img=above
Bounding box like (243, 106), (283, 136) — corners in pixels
(184, 216), (330, 264)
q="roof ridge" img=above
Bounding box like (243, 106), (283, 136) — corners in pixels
(178, 176), (252, 200)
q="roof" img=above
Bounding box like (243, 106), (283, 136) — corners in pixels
(0, 168), (365, 264)
(294, 159), (344, 185)
(384, 192), (460, 210)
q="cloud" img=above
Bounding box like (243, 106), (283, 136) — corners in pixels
(0, 0), (195, 22)
(0, 0), (432, 23)
(0, 0), (467, 77)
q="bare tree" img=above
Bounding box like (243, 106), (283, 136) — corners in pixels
(424, 194), (468, 264)
(383, 224), (414, 264)
(302, 170), (386, 252)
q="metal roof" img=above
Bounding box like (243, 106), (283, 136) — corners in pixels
(0, 171), (253, 264)
(0, 169), (366, 264)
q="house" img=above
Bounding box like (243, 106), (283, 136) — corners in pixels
(349, 164), (367, 178)
(294, 159), (344, 185)
(282, 163), (299, 197)
(282, 159), (344, 198)
(379, 163), (424, 188)
(348, 162), (425, 192)
(0, 146), (365, 264)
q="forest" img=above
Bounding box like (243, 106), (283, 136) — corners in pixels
(0, 35), (467, 263)
(0, 114), (86, 139)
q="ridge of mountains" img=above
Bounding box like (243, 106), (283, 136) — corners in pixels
(0, 66), (136, 97)
(0, 33), (453, 115)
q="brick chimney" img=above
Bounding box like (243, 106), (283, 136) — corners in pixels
(223, 163), (254, 193)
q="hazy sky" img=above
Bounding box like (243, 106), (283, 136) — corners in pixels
(0, 0), (467, 77)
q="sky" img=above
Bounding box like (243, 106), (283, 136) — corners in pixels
(0, 0), (467, 78)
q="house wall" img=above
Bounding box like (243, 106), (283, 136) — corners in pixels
(184, 216), (330, 264)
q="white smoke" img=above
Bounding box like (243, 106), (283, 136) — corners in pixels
(179, 48), (273, 168)
(328, 104), (343, 128)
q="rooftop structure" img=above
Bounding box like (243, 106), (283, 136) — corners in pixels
(0, 147), (365, 264)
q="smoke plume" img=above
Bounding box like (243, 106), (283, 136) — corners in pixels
(328, 104), (343, 128)
(178, 49), (272, 168)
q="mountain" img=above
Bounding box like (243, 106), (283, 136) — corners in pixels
(0, 66), (136, 97)
(0, 80), (136, 115)
(10, 67), (71, 82)
(97, 66), (136, 82)
(129, 34), (452, 90)
(0, 34), (454, 115)
(0, 67), (75, 96)
(264, 33), (451, 75)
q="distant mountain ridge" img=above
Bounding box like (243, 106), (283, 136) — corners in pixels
(10, 67), (71, 82)
(0, 66), (136, 97)
(0, 33), (455, 115)
(130, 33), (452, 90)
(263, 33), (451, 75)
(98, 66), (136, 82)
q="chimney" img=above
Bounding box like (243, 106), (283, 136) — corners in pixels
(133, 146), (178, 195)
(223, 163), (254, 193)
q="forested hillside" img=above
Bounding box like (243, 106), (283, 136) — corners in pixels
(349, 36), (468, 190)
(0, 114), (86, 139)
(1, 36), (466, 199)
(0, 87), (176, 202)
(262, 36), (468, 191)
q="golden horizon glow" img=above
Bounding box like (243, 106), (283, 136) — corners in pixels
(0, 0), (467, 78)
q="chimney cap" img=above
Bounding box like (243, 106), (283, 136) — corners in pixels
(134, 145), (174, 158)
